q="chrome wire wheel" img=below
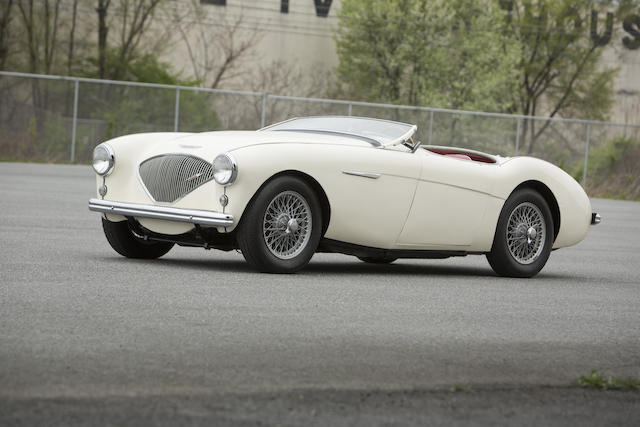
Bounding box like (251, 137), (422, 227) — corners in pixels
(506, 202), (546, 265)
(263, 190), (312, 260)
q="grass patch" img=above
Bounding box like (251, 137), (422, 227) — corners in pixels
(450, 384), (472, 393)
(576, 370), (640, 390)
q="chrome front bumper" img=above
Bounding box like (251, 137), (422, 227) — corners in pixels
(88, 198), (234, 227)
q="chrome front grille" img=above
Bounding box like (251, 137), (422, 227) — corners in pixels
(139, 154), (214, 203)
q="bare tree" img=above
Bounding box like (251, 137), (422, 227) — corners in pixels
(234, 59), (334, 128)
(95, 0), (163, 80)
(67, 0), (78, 75)
(63, 0), (79, 116)
(14, 0), (62, 138)
(175, 0), (262, 89)
(112, 0), (162, 79)
(0, 0), (13, 70)
(16, 0), (62, 74)
(96, 0), (110, 78)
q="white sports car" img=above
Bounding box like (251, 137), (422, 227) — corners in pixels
(88, 116), (600, 277)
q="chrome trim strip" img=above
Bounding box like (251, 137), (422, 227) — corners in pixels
(88, 198), (233, 227)
(342, 171), (381, 179)
(260, 116), (417, 147)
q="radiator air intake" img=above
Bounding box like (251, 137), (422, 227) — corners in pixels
(139, 154), (214, 203)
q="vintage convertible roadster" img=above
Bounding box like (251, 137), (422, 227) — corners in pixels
(88, 116), (600, 277)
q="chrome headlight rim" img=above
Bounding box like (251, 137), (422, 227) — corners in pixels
(92, 143), (115, 176)
(212, 153), (238, 186)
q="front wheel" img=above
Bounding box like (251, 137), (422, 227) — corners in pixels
(102, 218), (174, 259)
(486, 189), (553, 278)
(237, 176), (322, 273)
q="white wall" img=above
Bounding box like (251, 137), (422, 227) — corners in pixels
(166, 0), (341, 90)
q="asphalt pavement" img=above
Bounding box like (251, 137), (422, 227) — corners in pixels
(1, 162), (639, 426)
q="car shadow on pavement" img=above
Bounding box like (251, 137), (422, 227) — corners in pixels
(96, 254), (567, 279)
(306, 262), (570, 279)
(303, 261), (496, 277)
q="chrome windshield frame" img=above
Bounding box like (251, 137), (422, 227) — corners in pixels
(260, 116), (417, 148)
(267, 128), (383, 147)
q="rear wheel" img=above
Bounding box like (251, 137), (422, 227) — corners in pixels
(237, 176), (322, 273)
(102, 218), (174, 259)
(486, 189), (553, 278)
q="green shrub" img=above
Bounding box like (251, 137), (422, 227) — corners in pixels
(574, 136), (640, 200)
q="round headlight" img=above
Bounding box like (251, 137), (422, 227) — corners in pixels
(212, 153), (237, 185)
(92, 143), (115, 176)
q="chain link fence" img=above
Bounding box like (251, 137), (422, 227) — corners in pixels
(1, 71), (639, 197)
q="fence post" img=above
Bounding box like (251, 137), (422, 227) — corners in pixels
(347, 103), (353, 116)
(582, 122), (591, 187)
(70, 79), (79, 163)
(260, 93), (268, 128)
(174, 87), (180, 132)
(428, 110), (434, 145)
(515, 117), (521, 156)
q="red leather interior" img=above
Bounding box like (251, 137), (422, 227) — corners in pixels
(445, 154), (472, 161)
(426, 148), (496, 163)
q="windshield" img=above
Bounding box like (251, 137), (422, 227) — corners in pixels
(261, 116), (417, 147)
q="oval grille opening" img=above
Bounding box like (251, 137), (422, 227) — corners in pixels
(139, 154), (214, 203)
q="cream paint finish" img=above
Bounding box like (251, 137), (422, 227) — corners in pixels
(494, 156), (592, 249)
(95, 131), (592, 251)
(96, 131), (371, 235)
(397, 150), (504, 250)
(226, 143), (421, 249)
(396, 151), (592, 251)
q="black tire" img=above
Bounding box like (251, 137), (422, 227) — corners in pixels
(357, 255), (397, 264)
(102, 218), (174, 259)
(237, 176), (322, 273)
(486, 188), (554, 278)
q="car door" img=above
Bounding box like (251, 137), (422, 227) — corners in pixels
(395, 149), (499, 249)
(320, 145), (422, 249)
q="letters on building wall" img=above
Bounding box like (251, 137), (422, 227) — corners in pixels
(201, 1), (639, 48)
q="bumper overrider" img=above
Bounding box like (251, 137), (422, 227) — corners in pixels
(88, 198), (234, 228)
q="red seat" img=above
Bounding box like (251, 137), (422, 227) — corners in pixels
(445, 153), (472, 161)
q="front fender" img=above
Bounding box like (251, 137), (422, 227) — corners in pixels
(223, 143), (421, 248)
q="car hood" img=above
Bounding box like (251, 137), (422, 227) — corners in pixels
(107, 130), (374, 164)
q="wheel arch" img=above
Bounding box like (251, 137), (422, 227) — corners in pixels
(510, 180), (560, 241)
(240, 170), (332, 237)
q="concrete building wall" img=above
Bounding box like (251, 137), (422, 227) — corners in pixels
(608, 47), (640, 125)
(170, 0), (342, 90)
